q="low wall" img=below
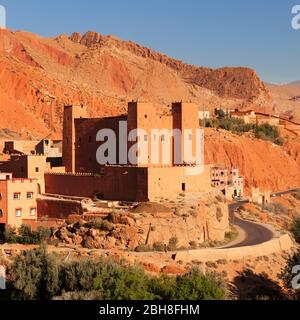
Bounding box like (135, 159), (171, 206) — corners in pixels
(22, 218), (64, 230)
(175, 234), (294, 262)
(37, 198), (83, 219)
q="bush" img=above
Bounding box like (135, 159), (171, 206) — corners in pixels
(7, 247), (227, 300)
(264, 202), (288, 215)
(205, 117), (283, 145)
(254, 123), (283, 145)
(4, 226), (18, 243)
(5, 225), (51, 245)
(84, 218), (103, 230)
(9, 245), (59, 300)
(167, 237), (179, 251)
(153, 241), (166, 252)
(84, 219), (114, 232)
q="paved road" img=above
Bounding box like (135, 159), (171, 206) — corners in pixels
(224, 215), (274, 248)
(224, 200), (274, 248)
(271, 188), (300, 198)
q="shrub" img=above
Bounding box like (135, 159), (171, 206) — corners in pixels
(6, 248), (227, 300)
(189, 241), (198, 249)
(153, 241), (166, 252)
(9, 246), (59, 300)
(84, 218), (103, 230)
(167, 237), (179, 251)
(4, 226), (18, 243)
(107, 211), (116, 223)
(84, 219), (114, 232)
(206, 117), (284, 145)
(101, 220), (114, 232)
(254, 123), (283, 145)
(264, 203), (288, 215)
(4, 225), (51, 245)
(172, 268), (226, 300)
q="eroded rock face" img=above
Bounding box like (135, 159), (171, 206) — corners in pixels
(53, 191), (230, 250)
(0, 29), (271, 140)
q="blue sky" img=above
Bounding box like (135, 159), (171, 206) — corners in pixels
(0, 0), (299, 83)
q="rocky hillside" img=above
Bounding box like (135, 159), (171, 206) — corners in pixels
(204, 128), (300, 193)
(267, 82), (300, 121)
(0, 29), (271, 139)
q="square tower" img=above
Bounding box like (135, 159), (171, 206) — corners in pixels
(63, 105), (87, 173)
(172, 102), (199, 165)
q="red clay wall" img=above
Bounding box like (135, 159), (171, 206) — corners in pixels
(37, 198), (83, 219)
(44, 166), (148, 201)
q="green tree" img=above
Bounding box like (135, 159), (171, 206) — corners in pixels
(10, 245), (59, 300)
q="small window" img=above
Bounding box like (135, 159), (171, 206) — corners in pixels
(144, 135), (148, 142)
(27, 192), (34, 199)
(14, 193), (21, 200)
(15, 208), (22, 217)
(161, 135), (165, 142)
(145, 114), (148, 118)
(153, 134), (157, 142)
(35, 167), (39, 173)
(30, 208), (36, 216)
(182, 183), (186, 192)
(0, 193), (2, 200)
(0, 209), (3, 218)
(189, 134), (192, 141)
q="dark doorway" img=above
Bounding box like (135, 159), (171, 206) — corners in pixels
(0, 224), (5, 243)
(182, 183), (186, 192)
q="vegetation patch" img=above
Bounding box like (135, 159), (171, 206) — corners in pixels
(5, 225), (51, 245)
(3, 246), (227, 300)
(204, 118), (283, 145)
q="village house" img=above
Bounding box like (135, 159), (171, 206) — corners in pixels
(211, 165), (244, 200)
(0, 173), (38, 230)
(230, 110), (280, 126)
(0, 154), (49, 194)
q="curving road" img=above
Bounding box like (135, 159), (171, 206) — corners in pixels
(223, 215), (274, 249)
(223, 201), (275, 249)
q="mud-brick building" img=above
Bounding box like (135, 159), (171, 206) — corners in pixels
(211, 165), (244, 199)
(0, 173), (38, 230)
(45, 101), (212, 201)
